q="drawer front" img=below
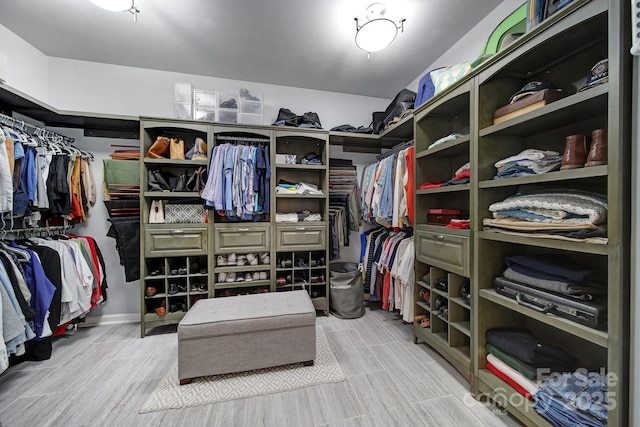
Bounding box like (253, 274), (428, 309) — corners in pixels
(145, 227), (207, 257)
(276, 225), (326, 251)
(415, 230), (469, 276)
(214, 224), (270, 253)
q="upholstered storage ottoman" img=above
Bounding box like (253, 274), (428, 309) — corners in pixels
(177, 290), (316, 384)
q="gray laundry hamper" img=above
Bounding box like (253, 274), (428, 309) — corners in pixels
(329, 262), (365, 319)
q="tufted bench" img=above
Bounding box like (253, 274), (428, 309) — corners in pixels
(177, 290), (316, 384)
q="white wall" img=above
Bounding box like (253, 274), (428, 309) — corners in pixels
(0, 24), (49, 102)
(47, 58), (388, 130)
(406, 0), (526, 92)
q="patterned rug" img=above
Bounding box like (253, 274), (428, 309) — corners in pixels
(140, 326), (344, 413)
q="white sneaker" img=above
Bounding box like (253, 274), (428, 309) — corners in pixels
(260, 252), (270, 265)
(216, 255), (227, 266)
(252, 272), (261, 281)
(227, 253), (237, 266)
(246, 253), (258, 265)
(259, 271), (268, 280)
(245, 272), (253, 281)
(218, 272), (227, 282)
(225, 272), (236, 282)
(236, 255), (247, 266)
(235, 274), (245, 282)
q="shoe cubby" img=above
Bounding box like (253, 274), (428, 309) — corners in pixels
(215, 285), (270, 298)
(275, 250), (328, 310)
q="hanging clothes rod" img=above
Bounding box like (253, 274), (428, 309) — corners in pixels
(0, 112), (75, 144)
(376, 139), (414, 161)
(215, 135), (270, 143)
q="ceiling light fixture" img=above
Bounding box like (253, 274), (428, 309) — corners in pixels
(88, 0), (140, 22)
(354, 3), (405, 58)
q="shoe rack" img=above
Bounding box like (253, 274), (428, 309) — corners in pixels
(274, 251), (327, 300)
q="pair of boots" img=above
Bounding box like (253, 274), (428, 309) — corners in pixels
(560, 129), (607, 170)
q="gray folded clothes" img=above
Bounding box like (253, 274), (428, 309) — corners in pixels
(503, 268), (606, 300)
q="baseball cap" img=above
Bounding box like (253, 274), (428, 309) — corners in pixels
(509, 80), (552, 104)
(578, 59), (608, 92)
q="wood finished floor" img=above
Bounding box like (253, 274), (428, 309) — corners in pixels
(0, 303), (522, 427)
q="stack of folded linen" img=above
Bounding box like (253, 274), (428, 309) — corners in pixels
(483, 189), (608, 244)
(485, 328), (579, 400)
(493, 148), (562, 179)
(534, 371), (608, 427)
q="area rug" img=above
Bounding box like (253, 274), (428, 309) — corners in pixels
(140, 326), (344, 413)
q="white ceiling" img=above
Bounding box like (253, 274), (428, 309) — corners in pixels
(0, 0), (503, 99)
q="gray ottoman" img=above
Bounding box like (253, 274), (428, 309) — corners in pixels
(177, 290), (316, 385)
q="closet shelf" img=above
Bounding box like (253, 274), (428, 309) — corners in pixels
(451, 322), (471, 337)
(450, 346), (471, 364)
(415, 135), (471, 158)
(275, 164), (326, 170)
(479, 289), (608, 347)
(143, 191), (202, 198)
(416, 301), (431, 313)
(477, 230), (609, 255)
(479, 166), (607, 188)
(213, 265), (270, 273)
(479, 84), (608, 137)
(214, 280), (271, 290)
(416, 184), (470, 195)
(275, 193), (326, 199)
(144, 159), (208, 166)
(0, 82), (140, 139)
(449, 297), (470, 309)
(416, 280), (429, 290)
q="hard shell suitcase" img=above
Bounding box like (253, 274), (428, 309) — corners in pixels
(493, 276), (606, 330)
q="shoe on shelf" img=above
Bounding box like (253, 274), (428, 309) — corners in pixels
(170, 304), (179, 313)
(181, 303), (187, 311)
(226, 272), (236, 283)
(259, 271), (268, 280)
(281, 259), (292, 268)
(217, 255), (227, 266)
(190, 283), (200, 292)
(260, 252), (270, 264)
(218, 272), (227, 283)
(200, 267), (208, 274)
(296, 258), (308, 268)
(168, 283), (179, 295)
(198, 284), (208, 292)
(227, 253), (237, 265)
(236, 255), (247, 266)
(190, 262), (200, 273)
(246, 253), (258, 265)
(170, 269), (178, 275)
(239, 88), (260, 101)
(154, 300), (167, 316)
(177, 267), (188, 275)
(252, 272), (261, 281)
(236, 274), (245, 282)
(244, 272), (253, 281)
(177, 284), (187, 293)
(145, 286), (158, 297)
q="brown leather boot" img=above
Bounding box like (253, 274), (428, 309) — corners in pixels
(560, 134), (589, 170)
(585, 128), (607, 167)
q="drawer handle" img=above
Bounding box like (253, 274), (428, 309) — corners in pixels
(236, 228), (250, 232)
(295, 227), (306, 231)
(433, 234), (445, 241)
(170, 230), (184, 235)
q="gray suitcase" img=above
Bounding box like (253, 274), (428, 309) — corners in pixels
(493, 276), (607, 330)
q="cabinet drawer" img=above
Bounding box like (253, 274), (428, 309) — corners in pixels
(276, 224), (326, 251)
(416, 230), (469, 276)
(214, 224), (270, 253)
(145, 227), (207, 257)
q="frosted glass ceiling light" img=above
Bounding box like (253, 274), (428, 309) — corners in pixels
(354, 3), (405, 57)
(88, 0), (140, 21)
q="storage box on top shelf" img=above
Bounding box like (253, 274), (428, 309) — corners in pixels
(194, 106), (216, 122)
(174, 82), (193, 103)
(193, 90), (217, 108)
(217, 109), (238, 123)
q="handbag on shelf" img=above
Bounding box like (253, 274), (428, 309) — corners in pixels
(164, 204), (206, 224)
(170, 138), (186, 160)
(148, 200), (165, 224)
(170, 170), (189, 192)
(191, 137), (208, 161)
(147, 169), (171, 191)
(185, 167), (207, 193)
(145, 136), (171, 159)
